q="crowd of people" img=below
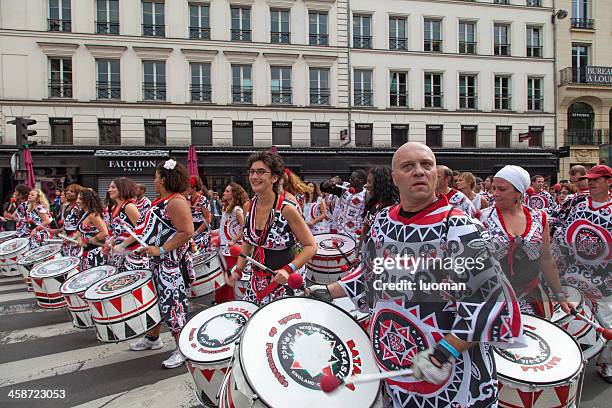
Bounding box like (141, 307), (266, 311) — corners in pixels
(1, 145), (610, 407)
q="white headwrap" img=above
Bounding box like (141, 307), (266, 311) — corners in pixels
(494, 165), (530, 194)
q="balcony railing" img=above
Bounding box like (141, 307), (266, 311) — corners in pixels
(189, 26), (211, 39)
(271, 31), (290, 44)
(571, 18), (595, 29)
(354, 91), (373, 106)
(231, 29), (251, 41)
(48, 81), (72, 98)
(390, 92), (409, 107)
(527, 46), (542, 58)
(493, 0), (510, 4)
(353, 36), (372, 49)
(459, 41), (476, 54)
(495, 96), (512, 110)
(389, 38), (407, 50)
(271, 89), (292, 104)
(97, 82), (121, 99)
(310, 88), (330, 105)
(96, 21), (119, 35)
(424, 39), (442, 52)
(560, 66), (612, 86)
(142, 24), (165, 37)
(190, 85), (212, 102)
(232, 86), (253, 103)
(143, 83), (166, 101)
(48, 19), (71, 32)
(564, 129), (609, 146)
(494, 43), (511, 56)
(309, 33), (328, 46)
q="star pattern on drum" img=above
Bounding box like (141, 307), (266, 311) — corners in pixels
(289, 329), (339, 378)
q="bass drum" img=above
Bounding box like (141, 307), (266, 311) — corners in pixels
(29, 257), (80, 309)
(189, 252), (225, 298)
(0, 238), (29, 277)
(17, 243), (62, 292)
(306, 233), (357, 284)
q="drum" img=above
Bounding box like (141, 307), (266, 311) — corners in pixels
(234, 271), (251, 300)
(60, 265), (117, 329)
(84, 269), (162, 342)
(552, 285), (605, 360)
(17, 244), (62, 292)
(29, 257), (80, 309)
(190, 252), (225, 298)
(306, 233), (357, 284)
(0, 238), (29, 277)
(0, 231), (17, 244)
(333, 297), (370, 332)
(180, 301), (259, 407)
(493, 314), (585, 408)
(220, 297), (380, 408)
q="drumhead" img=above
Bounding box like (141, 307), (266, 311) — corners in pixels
(493, 314), (583, 385)
(180, 300), (258, 364)
(193, 251), (218, 266)
(0, 238), (29, 256)
(30, 257), (80, 278)
(313, 233), (356, 257)
(239, 297), (379, 407)
(18, 244), (62, 266)
(85, 269), (152, 300)
(0, 231), (17, 241)
(60, 265), (117, 295)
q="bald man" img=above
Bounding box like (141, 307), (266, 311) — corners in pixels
(309, 142), (522, 407)
(435, 165), (478, 218)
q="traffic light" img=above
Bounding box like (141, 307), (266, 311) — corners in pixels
(7, 117), (37, 149)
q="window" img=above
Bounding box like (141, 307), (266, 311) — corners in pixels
(49, 0), (71, 32)
(310, 68), (330, 105)
(426, 125), (443, 147)
(424, 18), (442, 52)
(528, 126), (543, 147)
(190, 63), (211, 102)
(493, 0), (510, 4)
(143, 61), (166, 101)
(390, 71), (408, 107)
(391, 124), (409, 147)
(309, 11), (328, 45)
(494, 75), (511, 110)
(97, 59), (120, 99)
(526, 26), (542, 57)
(572, 44), (589, 83)
(191, 120), (212, 146)
(527, 77), (543, 111)
(353, 15), (372, 49)
(572, 0), (593, 29)
(355, 124), (373, 147)
(96, 0), (119, 34)
(271, 9), (290, 44)
(272, 122), (292, 146)
(49, 58), (72, 98)
(98, 118), (120, 146)
(459, 74), (477, 109)
(526, 0), (541, 6)
(142, 1), (165, 37)
(233, 121), (253, 146)
(310, 122), (329, 147)
(389, 17), (407, 50)
(144, 119), (166, 146)
(232, 65), (252, 104)
(424, 73), (442, 108)
(50, 118), (73, 145)
(458, 21), (476, 54)
(461, 125), (477, 148)
(494, 24), (510, 56)
(271, 67), (292, 105)
(496, 126), (511, 148)
(189, 3), (210, 39)
(231, 7), (251, 41)
(354, 70), (373, 106)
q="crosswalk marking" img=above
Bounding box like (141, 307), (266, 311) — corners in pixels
(0, 283), (28, 292)
(0, 301), (55, 315)
(0, 292), (34, 303)
(0, 321), (80, 345)
(0, 277), (25, 285)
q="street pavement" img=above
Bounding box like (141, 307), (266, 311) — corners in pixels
(0, 275), (610, 408)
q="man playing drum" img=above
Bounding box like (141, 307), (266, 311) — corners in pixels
(309, 142), (523, 407)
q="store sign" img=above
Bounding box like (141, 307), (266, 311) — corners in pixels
(50, 118), (72, 125)
(99, 118), (120, 126)
(462, 125), (478, 131)
(233, 121), (252, 128)
(192, 120), (212, 127)
(103, 158), (158, 174)
(311, 122), (329, 129)
(586, 66), (612, 84)
(273, 121), (291, 128)
(497, 126), (512, 132)
(427, 125), (443, 130)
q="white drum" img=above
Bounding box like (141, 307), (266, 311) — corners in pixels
(0, 238), (29, 277)
(60, 265), (117, 329)
(180, 301), (258, 407)
(190, 252), (225, 298)
(333, 297), (370, 332)
(84, 269), (162, 342)
(17, 244), (62, 292)
(29, 257), (80, 309)
(493, 314), (585, 408)
(307, 233), (357, 284)
(552, 285), (605, 360)
(220, 297), (380, 408)
(234, 271), (251, 300)
(0, 231), (17, 243)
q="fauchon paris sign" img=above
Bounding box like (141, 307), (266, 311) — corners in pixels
(95, 150), (169, 174)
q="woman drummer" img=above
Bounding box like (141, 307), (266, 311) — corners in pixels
(8, 184), (32, 238)
(479, 165), (571, 316)
(125, 159), (194, 369)
(26, 189), (52, 249)
(76, 188), (109, 270)
(52, 183), (82, 257)
(225, 150), (316, 305)
(303, 181), (329, 234)
(186, 176), (212, 252)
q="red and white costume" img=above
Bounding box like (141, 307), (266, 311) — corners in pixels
(330, 182), (366, 240)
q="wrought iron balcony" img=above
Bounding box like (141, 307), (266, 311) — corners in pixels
(310, 88), (330, 105)
(309, 34), (328, 46)
(390, 92), (409, 107)
(190, 85), (212, 102)
(564, 129), (608, 146)
(353, 36), (372, 49)
(271, 31), (290, 44)
(189, 26), (211, 40)
(48, 19), (71, 32)
(97, 82), (121, 99)
(271, 89), (292, 105)
(527, 46), (542, 58)
(494, 43), (511, 56)
(232, 86), (253, 103)
(142, 24), (165, 37)
(560, 66), (612, 86)
(459, 41), (477, 54)
(143, 83), (166, 101)
(571, 18), (595, 29)
(96, 21), (119, 35)
(48, 81), (72, 98)
(424, 39), (442, 52)
(495, 96), (512, 110)
(231, 29), (251, 41)
(354, 91), (373, 106)
(389, 38), (407, 50)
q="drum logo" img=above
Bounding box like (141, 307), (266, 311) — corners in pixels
(69, 271), (108, 291)
(276, 323), (351, 390)
(494, 329), (552, 367)
(371, 312), (426, 370)
(100, 274), (138, 292)
(197, 313), (247, 348)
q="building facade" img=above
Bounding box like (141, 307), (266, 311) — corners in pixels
(555, 0), (612, 177)
(0, 0), (559, 199)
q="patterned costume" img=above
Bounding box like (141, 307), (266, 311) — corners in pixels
(482, 191), (495, 206)
(135, 196), (151, 217)
(78, 212), (108, 270)
(60, 202), (82, 257)
(304, 197), (329, 235)
(190, 193), (211, 251)
(444, 189), (477, 218)
(526, 190), (555, 214)
(24, 205), (52, 249)
(136, 194), (192, 335)
(331, 182), (366, 240)
(14, 202), (31, 238)
(219, 206), (244, 257)
(242, 193), (304, 305)
(339, 197), (523, 408)
(107, 200), (149, 272)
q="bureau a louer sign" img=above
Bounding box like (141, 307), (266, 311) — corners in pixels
(586, 67), (612, 84)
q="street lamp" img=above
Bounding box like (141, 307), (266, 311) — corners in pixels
(551, 9), (568, 24)
(551, 7), (568, 180)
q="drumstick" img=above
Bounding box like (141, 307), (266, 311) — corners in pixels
(335, 184), (356, 194)
(570, 309), (612, 340)
(320, 369), (414, 393)
(58, 233), (80, 245)
(331, 239), (354, 267)
(117, 219), (148, 247)
(229, 245), (277, 275)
